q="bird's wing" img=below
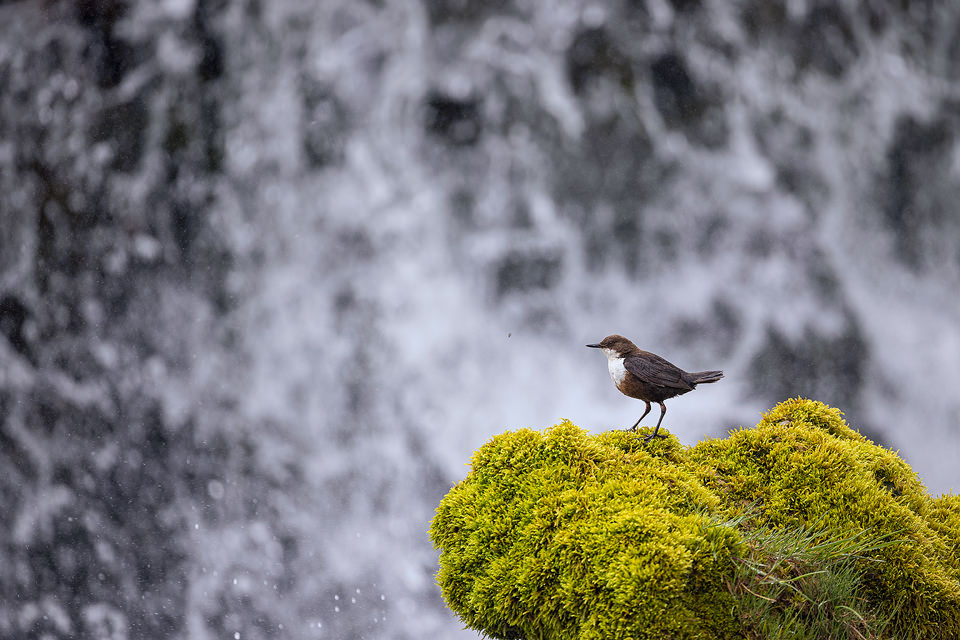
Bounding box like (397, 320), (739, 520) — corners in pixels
(623, 353), (693, 391)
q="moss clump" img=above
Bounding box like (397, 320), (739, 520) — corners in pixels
(431, 421), (743, 639)
(430, 399), (960, 640)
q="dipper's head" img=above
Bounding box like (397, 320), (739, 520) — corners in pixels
(586, 334), (639, 360)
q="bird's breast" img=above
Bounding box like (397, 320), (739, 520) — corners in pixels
(607, 357), (627, 387)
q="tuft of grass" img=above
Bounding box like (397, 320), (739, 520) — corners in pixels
(721, 510), (901, 639)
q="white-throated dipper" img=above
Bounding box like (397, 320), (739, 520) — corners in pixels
(587, 335), (723, 441)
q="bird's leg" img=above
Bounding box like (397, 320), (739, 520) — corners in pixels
(643, 402), (669, 442)
(628, 402), (651, 431)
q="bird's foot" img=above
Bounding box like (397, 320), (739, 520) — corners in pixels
(642, 432), (667, 443)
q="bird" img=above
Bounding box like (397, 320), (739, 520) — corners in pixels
(587, 334), (723, 441)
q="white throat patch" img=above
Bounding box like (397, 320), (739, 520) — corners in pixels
(603, 350), (627, 385)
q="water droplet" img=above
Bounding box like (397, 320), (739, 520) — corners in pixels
(207, 479), (225, 500)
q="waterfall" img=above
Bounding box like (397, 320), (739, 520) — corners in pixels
(2, 1), (959, 638)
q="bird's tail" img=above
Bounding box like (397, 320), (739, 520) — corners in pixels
(690, 370), (723, 385)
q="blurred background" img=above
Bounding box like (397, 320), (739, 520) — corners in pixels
(2, 0), (960, 638)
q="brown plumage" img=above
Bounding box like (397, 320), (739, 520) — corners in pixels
(587, 334), (723, 441)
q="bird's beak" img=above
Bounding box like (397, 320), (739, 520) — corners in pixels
(586, 343), (601, 349)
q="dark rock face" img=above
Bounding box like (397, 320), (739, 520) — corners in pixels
(881, 110), (960, 270)
(650, 52), (728, 148)
(750, 319), (869, 413)
(425, 91), (484, 147)
(566, 27), (635, 95)
(796, 5), (859, 78)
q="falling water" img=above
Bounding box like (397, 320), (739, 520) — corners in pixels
(2, 1), (960, 638)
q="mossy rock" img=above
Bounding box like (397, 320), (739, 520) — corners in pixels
(430, 398), (960, 640)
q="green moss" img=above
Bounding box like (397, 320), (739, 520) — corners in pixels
(430, 399), (960, 640)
